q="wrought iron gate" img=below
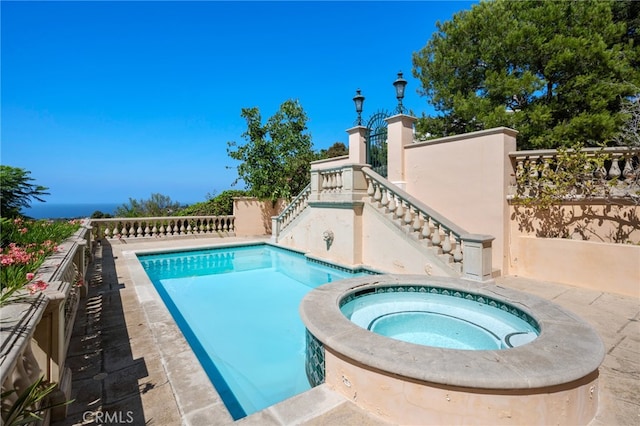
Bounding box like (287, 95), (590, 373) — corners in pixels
(365, 111), (390, 177)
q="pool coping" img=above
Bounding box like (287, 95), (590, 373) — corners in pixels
(300, 274), (606, 390)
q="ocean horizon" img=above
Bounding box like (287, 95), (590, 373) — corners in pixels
(21, 203), (121, 220)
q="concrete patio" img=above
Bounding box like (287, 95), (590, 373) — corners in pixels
(53, 236), (639, 425)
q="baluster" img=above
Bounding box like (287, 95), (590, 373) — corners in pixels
(431, 223), (442, 247)
(516, 159), (524, 180)
(159, 224), (166, 236)
(412, 210), (422, 232)
(526, 158), (537, 180)
(373, 184), (382, 202)
(380, 189), (389, 207)
(541, 157), (551, 178)
(395, 198), (404, 219)
(622, 157), (635, 181)
(128, 222), (135, 238)
(594, 162), (607, 180)
(421, 217), (432, 240)
(172, 221), (180, 235)
(608, 156), (621, 179)
(104, 227), (112, 239)
(387, 193), (397, 214)
(223, 218), (229, 232)
(403, 204), (413, 225)
(136, 224), (144, 237)
(336, 172), (343, 191)
(144, 223), (151, 236)
(230, 218), (235, 232)
(442, 231), (452, 254)
(186, 222), (193, 234)
(367, 179), (375, 197)
(453, 238), (463, 263)
(151, 223), (158, 236)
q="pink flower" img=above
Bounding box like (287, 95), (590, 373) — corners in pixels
(27, 280), (48, 295)
(26, 272), (35, 281)
(19, 228), (28, 234)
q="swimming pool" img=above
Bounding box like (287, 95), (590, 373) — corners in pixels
(137, 244), (370, 419)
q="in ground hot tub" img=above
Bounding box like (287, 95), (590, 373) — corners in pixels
(341, 287), (539, 350)
(300, 275), (605, 425)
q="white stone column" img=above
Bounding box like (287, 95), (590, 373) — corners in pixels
(385, 114), (416, 190)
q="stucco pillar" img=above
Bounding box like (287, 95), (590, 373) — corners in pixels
(461, 234), (495, 281)
(347, 126), (367, 164)
(385, 114), (416, 190)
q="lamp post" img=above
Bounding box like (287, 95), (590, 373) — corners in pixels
(393, 71), (407, 114)
(353, 89), (365, 126)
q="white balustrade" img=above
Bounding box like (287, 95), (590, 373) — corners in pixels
(91, 216), (236, 240)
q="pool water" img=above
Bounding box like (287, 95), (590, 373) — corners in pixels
(341, 291), (539, 350)
(138, 244), (369, 419)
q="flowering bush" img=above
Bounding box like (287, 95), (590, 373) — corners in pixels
(0, 218), (81, 306)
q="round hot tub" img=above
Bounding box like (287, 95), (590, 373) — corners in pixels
(300, 274), (605, 425)
(340, 288), (539, 350)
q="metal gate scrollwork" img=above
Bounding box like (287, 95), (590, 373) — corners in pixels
(365, 110), (391, 178)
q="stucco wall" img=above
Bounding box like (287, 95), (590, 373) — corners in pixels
(276, 203), (363, 266)
(403, 128), (517, 275)
(233, 197), (284, 237)
(509, 203), (640, 244)
(360, 204), (455, 276)
(511, 236), (639, 297)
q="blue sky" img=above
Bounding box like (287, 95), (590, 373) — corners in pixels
(2, 1), (475, 205)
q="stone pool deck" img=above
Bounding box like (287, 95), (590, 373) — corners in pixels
(53, 236), (639, 425)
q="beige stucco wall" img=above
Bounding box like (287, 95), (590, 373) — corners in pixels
(325, 349), (599, 425)
(509, 203), (640, 244)
(276, 203), (364, 266)
(403, 128), (517, 275)
(507, 203), (640, 296)
(360, 204), (456, 276)
(511, 235), (640, 297)
(232, 197), (284, 237)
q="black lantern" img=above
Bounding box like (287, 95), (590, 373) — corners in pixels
(393, 71), (407, 114)
(353, 89), (365, 126)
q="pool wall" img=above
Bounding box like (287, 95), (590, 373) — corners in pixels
(300, 274), (605, 425)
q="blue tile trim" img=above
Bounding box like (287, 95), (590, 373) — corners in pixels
(305, 329), (325, 387)
(339, 285), (540, 332)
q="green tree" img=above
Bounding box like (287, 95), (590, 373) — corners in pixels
(0, 166), (49, 218)
(178, 189), (247, 216)
(317, 142), (349, 159)
(227, 99), (316, 201)
(412, 0), (640, 149)
(114, 193), (183, 217)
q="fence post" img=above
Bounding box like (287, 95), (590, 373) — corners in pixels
(385, 114), (416, 190)
(347, 126), (368, 164)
